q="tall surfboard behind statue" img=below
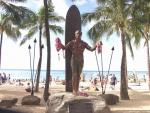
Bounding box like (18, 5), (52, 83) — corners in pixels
(65, 5), (81, 92)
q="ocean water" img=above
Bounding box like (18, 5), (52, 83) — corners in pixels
(0, 69), (148, 81)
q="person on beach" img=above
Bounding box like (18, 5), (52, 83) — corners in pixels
(25, 82), (31, 92)
(2, 73), (7, 83)
(60, 30), (97, 95)
(7, 74), (11, 84)
(143, 75), (146, 82)
(0, 73), (2, 85)
(110, 74), (117, 90)
(49, 75), (52, 85)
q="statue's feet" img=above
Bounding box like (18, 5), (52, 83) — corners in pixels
(78, 91), (89, 97)
(73, 91), (78, 96)
(73, 91), (89, 97)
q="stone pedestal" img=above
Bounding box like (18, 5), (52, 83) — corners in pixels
(21, 95), (40, 105)
(99, 94), (119, 105)
(46, 92), (111, 113)
(0, 98), (18, 108)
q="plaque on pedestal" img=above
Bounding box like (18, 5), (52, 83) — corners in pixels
(69, 102), (93, 113)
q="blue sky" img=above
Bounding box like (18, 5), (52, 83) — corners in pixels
(0, 0), (148, 71)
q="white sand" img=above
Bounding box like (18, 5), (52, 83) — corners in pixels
(1, 81), (150, 113)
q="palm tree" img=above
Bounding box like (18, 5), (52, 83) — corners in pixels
(20, 5), (64, 92)
(81, 0), (143, 100)
(140, 25), (150, 89)
(43, 0), (51, 102)
(144, 25), (150, 89)
(0, 0), (35, 68)
(0, 14), (21, 68)
(0, 0), (35, 24)
(130, 0), (150, 89)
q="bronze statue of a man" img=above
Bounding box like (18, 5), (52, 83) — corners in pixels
(61, 30), (97, 95)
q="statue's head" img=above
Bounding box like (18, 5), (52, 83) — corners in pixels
(75, 30), (82, 40)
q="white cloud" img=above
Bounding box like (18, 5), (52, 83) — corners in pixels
(52, 0), (69, 17)
(89, 0), (96, 2)
(74, 0), (88, 6)
(73, 0), (96, 6)
(30, 0), (43, 11)
(9, 0), (43, 12)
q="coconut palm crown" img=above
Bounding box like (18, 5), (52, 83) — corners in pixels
(0, 14), (21, 68)
(0, 0), (35, 25)
(20, 4), (64, 45)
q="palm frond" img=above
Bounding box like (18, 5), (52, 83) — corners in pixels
(143, 41), (147, 47)
(0, 1), (22, 23)
(48, 25), (64, 35)
(107, 27), (114, 37)
(96, 0), (108, 5)
(127, 19), (143, 47)
(19, 1), (64, 45)
(5, 26), (21, 41)
(96, 5), (113, 17)
(19, 13), (37, 29)
(0, 14), (21, 40)
(42, 24), (64, 39)
(48, 3), (54, 13)
(11, 5), (36, 21)
(1, 1), (35, 25)
(132, 30), (142, 48)
(48, 13), (65, 23)
(87, 20), (112, 43)
(26, 26), (38, 38)
(37, 5), (65, 23)
(82, 11), (101, 26)
(20, 37), (28, 45)
(1, 14), (11, 26)
(115, 24), (120, 36)
(125, 33), (134, 58)
(20, 25), (38, 45)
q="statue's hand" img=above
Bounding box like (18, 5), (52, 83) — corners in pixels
(55, 37), (62, 51)
(96, 41), (103, 53)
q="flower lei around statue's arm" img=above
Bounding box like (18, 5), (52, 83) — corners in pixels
(55, 37), (65, 60)
(96, 41), (103, 54)
(55, 37), (102, 60)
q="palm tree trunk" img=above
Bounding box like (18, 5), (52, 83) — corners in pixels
(126, 61), (128, 88)
(0, 31), (3, 68)
(145, 36), (150, 90)
(43, 0), (51, 102)
(143, 25), (150, 90)
(35, 26), (43, 92)
(120, 30), (130, 100)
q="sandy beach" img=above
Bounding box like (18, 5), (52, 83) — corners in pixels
(0, 81), (150, 113)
